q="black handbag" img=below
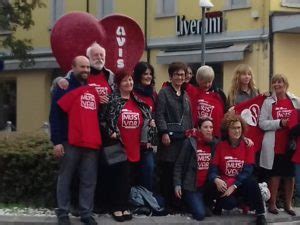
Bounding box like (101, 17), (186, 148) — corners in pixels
(166, 113), (185, 139)
(103, 141), (127, 165)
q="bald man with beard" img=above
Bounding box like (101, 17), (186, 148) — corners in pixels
(50, 56), (99, 225)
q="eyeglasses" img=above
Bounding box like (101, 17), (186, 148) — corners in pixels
(173, 72), (185, 77)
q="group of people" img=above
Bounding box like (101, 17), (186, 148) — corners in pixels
(50, 42), (300, 225)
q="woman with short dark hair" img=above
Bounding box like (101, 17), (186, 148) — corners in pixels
(103, 70), (154, 222)
(155, 61), (193, 211)
(173, 117), (217, 220)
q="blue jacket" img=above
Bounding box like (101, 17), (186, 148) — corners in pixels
(49, 73), (85, 145)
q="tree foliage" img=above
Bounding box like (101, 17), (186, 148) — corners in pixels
(0, 0), (46, 68)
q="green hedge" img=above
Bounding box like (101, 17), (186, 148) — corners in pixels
(0, 132), (58, 208)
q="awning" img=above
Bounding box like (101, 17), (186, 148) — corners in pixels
(272, 13), (300, 33)
(156, 43), (250, 64)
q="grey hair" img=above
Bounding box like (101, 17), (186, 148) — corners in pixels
(86, 42), (106, 59)
(196, 65), (215, 83)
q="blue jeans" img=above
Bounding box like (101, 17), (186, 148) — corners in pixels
(295, 164), (300, 198)
(55, 143), (98, 218)
(139, 149), (155, 191)
(184, 189), (205, 221)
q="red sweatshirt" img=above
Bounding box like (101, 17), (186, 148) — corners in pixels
(58, 85), (102, 150)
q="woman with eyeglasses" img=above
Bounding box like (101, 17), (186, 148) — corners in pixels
(209, 113), (266, 225)
(155, 61), (193, 212)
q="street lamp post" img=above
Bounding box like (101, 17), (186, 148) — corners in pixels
(199, 0), (214, 66)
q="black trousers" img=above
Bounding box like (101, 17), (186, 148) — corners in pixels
(108, 161), (130, 212)
(209, 177), (265, 215)
(157, 161), (182, 211)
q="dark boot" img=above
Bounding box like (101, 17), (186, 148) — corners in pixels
(256, 215), (267, 225)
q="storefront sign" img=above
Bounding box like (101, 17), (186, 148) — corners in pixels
(176, 11), (223, 36)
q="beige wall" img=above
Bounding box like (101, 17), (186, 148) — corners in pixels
(224, 1), (265, 32)
(223, 41), (270, 96)
(16, 71), (51, 132)
(149, 49), (169, 90)
(270, 0), (300, 12)
(273, 33), (300, 97)
(115, 0), (145, 30)
(14, 1), (51, 48)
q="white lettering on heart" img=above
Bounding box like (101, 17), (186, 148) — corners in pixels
(116, 26), (126, 69)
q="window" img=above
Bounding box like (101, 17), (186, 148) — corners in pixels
(98, 0), (114, 18)
(156, 0), (176, 18)
(0, 80), (16, 130)
(281, 0), (300, 8)
(51, 0), (65, 26)
(225, 0), (251, 10)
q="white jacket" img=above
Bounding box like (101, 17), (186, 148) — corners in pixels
(259, 92), (300, 169)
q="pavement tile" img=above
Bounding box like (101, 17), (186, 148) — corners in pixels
(1, 208), (300, 225)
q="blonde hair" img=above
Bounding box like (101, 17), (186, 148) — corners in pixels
(271, 73), (289, 89)
(196, 65), (215, 84)
(227, 64), (257, 107)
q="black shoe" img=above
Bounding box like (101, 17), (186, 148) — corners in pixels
(80, 216), (98, 225)
(112, 211), (125, 222)
(132, 206), (152, 216)
(256, 215), (267, 225)
(284, 208), (296, 216)
(205, 206), (213, 217)
(213, 206), (222, 215)
(122, 210), (133, 221)
(70, 207), (80, 217)
(268, 208), (279, 215)
(58, 216), (71, 225)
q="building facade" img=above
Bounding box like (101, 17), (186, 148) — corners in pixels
(1, 0), (300, 131)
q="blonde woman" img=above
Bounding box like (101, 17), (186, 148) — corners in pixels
(259, 74), (300, 216)
(228, 64), (259, 108)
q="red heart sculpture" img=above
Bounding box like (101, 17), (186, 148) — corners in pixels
(100, 14), (145, 73)
(51, 13), (145, 74)
(51, 12), (106, 72)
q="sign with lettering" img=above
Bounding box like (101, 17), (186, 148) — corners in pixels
(100, 14), (145, 73)
(176, 11), (223, 36)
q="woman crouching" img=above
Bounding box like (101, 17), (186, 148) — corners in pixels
(173, 117), (217, 220)
(208, 113), (266, 225)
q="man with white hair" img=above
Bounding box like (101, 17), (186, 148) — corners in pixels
(85, 42), (115, 103)
(54, 42), (115, 104)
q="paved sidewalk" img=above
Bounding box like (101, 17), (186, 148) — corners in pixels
(1, 209), (300, 225)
